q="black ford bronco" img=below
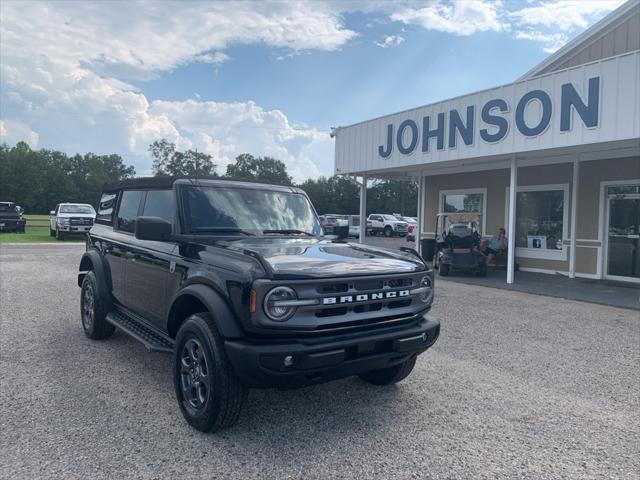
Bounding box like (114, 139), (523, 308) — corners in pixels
(78, 177), (439, 432)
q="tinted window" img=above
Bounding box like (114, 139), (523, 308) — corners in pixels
(142, 190), (175, 224)
(181, 186), (322, 235)
(117, 190), (143, 233)
(97, 194), (117, 225)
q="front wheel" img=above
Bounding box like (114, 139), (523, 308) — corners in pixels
(174, 313), (248, 433)
(359, 356), (417, 385)
(55, 227), (65, 241)
(384, 226), (393, 237)
(81, 271), (115, 340)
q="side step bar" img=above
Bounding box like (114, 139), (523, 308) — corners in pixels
(106, 310), (174, 353)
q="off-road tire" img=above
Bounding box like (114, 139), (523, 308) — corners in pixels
(439, 263), (450, 276)
(384, 226), (393, 237)
(359, 356), (417, 385)
(174, 313), (248, 433)
(80, 271), (115, 340)
(55, 227), (65, 241)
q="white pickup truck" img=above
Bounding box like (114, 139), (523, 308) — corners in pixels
(366, 214), (408, 237)
(50, 203), (96, 240)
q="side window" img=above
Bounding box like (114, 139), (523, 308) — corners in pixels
(96, 194), (117, 225)
(142, 190), (175, 224)
(116, 190), (144, 233)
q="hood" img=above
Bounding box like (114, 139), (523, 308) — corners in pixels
(223, 237), (425, 279)
(57, 212), (96, 218)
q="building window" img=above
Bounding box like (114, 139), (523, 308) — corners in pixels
(439, 188), (486, 234)
(506, 184), (569, 261)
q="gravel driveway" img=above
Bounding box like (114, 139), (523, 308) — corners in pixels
(1, 244), (638, 479)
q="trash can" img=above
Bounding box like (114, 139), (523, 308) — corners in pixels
(421, 238), (437, 262)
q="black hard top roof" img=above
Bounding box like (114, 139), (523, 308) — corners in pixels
(103, 176), (302, 194)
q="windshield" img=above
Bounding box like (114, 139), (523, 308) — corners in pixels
(382, 215), (399, 221)
(181, 185), (322, 235)
(60, 205), (95, 214)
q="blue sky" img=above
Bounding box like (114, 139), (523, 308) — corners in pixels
(0, 0), (626, 180)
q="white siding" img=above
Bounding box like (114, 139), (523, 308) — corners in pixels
(334, 52), (640, 175)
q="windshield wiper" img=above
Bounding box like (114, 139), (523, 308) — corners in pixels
(262, 229), (315, 236)
(192, 227), (255, 236)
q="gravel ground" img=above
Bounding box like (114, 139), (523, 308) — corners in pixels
(1, 243), (638, 480)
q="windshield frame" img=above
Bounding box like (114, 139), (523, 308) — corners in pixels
(59, 204), (95, 214)
(177, 183), (323, 237)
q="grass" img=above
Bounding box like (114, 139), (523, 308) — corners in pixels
(0, 214), (85, 243)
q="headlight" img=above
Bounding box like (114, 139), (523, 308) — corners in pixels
(58, 218), (70, 225)
(417, 275), (434, 304)
(263, 286), (297, 321)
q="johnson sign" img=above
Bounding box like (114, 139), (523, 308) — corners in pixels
(378, 77), (600, 158)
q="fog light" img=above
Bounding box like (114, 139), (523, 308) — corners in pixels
(283, 355), (294, 367)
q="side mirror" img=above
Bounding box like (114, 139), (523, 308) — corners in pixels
(50, 211), (55, 215)
(135, 216), (172, 241)
(334, 219), (349, 240)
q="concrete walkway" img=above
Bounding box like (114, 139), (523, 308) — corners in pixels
(437, 268), (640, 311)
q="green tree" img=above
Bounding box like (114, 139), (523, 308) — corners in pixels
(0, 141), (135, 213)
(298, 175), (360, 215)
(148, 140), (216, 177)
(225, 153), (292, 185)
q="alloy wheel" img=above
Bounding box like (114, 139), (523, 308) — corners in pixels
(180, 338), (210, 410)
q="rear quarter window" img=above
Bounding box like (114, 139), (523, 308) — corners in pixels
(96, 193), (117, 225)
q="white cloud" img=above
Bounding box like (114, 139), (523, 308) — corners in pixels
(514, 31), (567, 53)
(508, 0), (625, 31)
(0, 1), (348, 178)
(374, 35), (405, 48)
(390, 0), (506, 36)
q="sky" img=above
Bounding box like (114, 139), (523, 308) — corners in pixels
(0, 0), (627, 181)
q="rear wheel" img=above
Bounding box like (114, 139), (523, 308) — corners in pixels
(174, 313), (248, 433)
(439, 263), (450, 276)
(359, 356), (417, 385)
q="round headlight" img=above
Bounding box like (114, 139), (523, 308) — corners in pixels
(263, 286), (297, 321)
(419, 275), (434, 304)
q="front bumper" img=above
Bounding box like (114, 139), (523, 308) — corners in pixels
(58, 225), (92, 233)
(225, 314), (440, 389)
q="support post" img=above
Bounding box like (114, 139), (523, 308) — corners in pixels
(416, 176), (425, 254)
(507, 156), (518, 284)
(569, 156), (579, 278)
(359, 175), (367, 244)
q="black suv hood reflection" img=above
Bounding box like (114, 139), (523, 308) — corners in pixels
(224, 237), (425, 278)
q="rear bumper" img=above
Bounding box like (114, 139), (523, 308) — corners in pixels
(225, 314), (440, 389)
(0, 219), (26, 232)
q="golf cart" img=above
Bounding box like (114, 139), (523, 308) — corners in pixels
(433, 212), (486, 277)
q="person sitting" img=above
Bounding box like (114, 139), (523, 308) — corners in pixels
(485, 228), (507, 265)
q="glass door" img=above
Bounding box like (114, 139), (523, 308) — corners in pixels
(606, 185), (640, 281)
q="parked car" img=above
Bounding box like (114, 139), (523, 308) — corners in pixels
(0, 201), (26, 233)
(366, 214), (408, 237)
(319, 214), (340, 234)
(324, 214), (361, 238)
(394, 215), (418, 241)
(78, 177), (439, 432)
(50, 203), (96, 240)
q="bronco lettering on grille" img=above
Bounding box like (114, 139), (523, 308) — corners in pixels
(322, 290), (410, 305)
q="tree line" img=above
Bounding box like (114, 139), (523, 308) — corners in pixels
(0, 140), (417, 216)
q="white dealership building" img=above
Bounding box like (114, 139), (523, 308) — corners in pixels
(332, 1), (640, 284)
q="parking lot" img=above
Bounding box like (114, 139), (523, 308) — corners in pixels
(1, 243), (638, 479)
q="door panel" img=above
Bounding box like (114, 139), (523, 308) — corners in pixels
(607, 197), (639, 279)
(125, 240), (177, 326)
